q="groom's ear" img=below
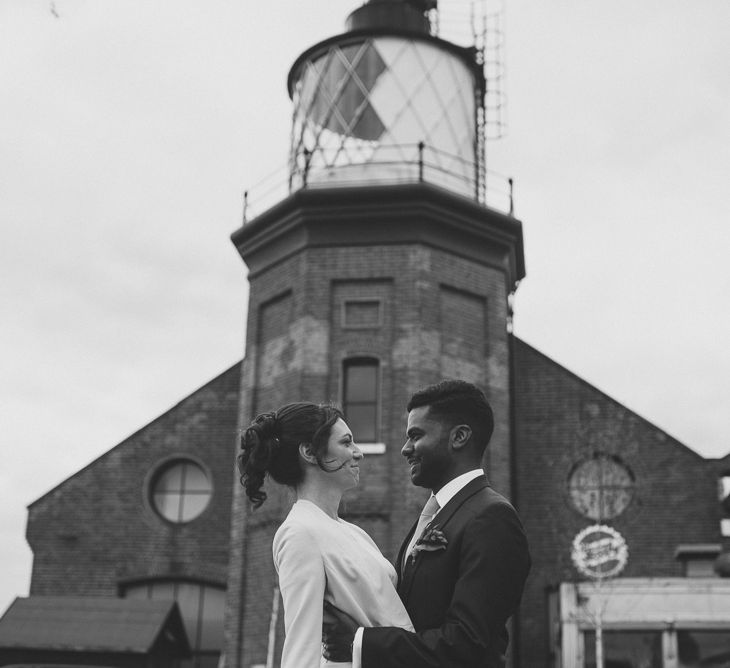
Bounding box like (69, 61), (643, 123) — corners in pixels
(450, 424), (472, 451)
(299, 442), (318, 465)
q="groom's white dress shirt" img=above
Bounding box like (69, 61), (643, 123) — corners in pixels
(352, 468), (485, 668)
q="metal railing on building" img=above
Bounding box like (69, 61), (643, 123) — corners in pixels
(242, 142), (514, 224)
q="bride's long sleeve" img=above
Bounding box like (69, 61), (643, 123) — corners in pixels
(273, 521), (326, 668)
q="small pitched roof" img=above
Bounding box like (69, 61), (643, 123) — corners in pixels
(0, 597), (190, 655)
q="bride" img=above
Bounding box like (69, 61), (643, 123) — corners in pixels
(238, 402), (414, 668)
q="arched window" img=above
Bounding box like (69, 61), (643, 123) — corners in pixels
(343, 358), (379, 443)
(123, 579), (225, 668)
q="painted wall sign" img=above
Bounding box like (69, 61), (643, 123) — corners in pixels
(571, 524), (628, 579)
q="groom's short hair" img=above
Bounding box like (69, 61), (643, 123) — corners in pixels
(407, 379), (494, 454)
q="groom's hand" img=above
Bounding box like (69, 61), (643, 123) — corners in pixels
(322, 600), (358, 662)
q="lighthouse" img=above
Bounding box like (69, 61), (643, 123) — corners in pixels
(287, 0), (481, 199)
(224, 1), (525, 665)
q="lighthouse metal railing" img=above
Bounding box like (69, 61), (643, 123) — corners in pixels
(241, 142), (514, 225)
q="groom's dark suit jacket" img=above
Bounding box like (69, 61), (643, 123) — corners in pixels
(361, 475), (530, 668)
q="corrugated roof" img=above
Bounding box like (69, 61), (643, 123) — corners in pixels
(0, 597), (189, 654)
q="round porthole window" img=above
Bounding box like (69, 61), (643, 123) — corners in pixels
(150, 458), (212, 523)
(568, 453), (635, 521)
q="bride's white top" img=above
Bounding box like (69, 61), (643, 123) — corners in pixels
(273, 499), (414, 668)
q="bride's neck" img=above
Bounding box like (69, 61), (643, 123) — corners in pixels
(296, 479), (342, 520)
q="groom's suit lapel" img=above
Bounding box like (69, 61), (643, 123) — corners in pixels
(398, 475), (489, 597)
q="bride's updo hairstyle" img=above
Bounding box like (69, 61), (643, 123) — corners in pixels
(238, 402), (344, 508)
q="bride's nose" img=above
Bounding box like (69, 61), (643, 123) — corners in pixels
(352, 446), (363, 460)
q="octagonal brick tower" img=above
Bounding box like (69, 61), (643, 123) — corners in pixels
(224, 2), (525, 666)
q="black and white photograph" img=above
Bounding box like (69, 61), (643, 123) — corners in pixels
(2, 1), (729, 666)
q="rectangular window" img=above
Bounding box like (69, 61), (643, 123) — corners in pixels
(675, 544), (721, 577)
(685, 558), (718, 577)
(343, 359), (379, 443)
(343, 299), (382, 328)
(583, 630), (662, 668)
(558, 581), (730, 667)
(677, 630), (730, 665)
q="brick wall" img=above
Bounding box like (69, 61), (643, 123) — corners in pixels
(225, 232), (515, 667)
(27, 363), (241, 595)
(511, 338), (720, 665)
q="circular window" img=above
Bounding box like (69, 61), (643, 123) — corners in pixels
(151, 458), (212, 523)
(568, 453), (635, 520)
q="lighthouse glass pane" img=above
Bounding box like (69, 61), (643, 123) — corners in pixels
(290, 36), (476, 198)
(583, 630), (661, 668)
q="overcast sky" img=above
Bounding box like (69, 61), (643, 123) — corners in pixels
(2, 0), (728, 613)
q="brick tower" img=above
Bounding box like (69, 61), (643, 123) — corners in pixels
(223, 2), (525, 666)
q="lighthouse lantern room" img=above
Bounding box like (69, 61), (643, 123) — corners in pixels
(287, 0), (485, 200)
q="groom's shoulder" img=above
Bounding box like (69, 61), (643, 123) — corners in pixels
(465, 483), (520, 519)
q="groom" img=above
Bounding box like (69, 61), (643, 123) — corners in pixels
(324, 379), (531, 667)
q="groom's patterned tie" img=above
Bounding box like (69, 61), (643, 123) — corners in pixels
(404, 494), (440, 566)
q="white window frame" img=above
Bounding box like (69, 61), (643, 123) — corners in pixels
(555, 578), (730, 667)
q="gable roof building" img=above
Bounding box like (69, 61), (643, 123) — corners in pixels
(15, 338), (730, 667)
